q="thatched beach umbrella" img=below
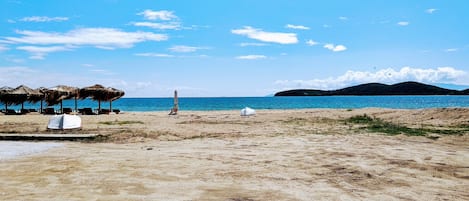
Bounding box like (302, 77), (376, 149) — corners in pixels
(0, 86), (14, 111)
(27, 87), (45, 104)
(35, 87), (48, 113)
(0, 85), (38, 111)
(24, 86), (45, 113)
(45, 85), (79, 113)
(107, 87), (125, 112)
(80, 84), (125, 112)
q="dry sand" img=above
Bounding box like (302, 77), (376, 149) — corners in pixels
(0, 108), (468, 200)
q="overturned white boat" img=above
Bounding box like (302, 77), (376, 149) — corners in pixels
(240, 107), (256, 116)
(47, 114), (82, 130)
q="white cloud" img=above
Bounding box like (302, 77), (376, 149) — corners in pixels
(0, 66), (37, 85)
(135, 53), (175, 57)
(20, 16), (68, 22)
(0, 66), (125, 90)
(132, 21), (181, 30)
(239, 42), (268, 47)
(5, 28), (168, 49)
(0, 66), (71, 87)
(397, 21), (409, 26)
(426, 8), (438, 14)
(323, 24), (331, 28)
(339, 16), (348, 21)
(0, 44), (9, 51)
(231, 26), (298, 44)
(306, 39), (319, 46)
(3, 55), (24, 63)
(323, 43), (347, 52)
(17, 45), (73, 59)
(169, 45), (207, 53)
(82, 64), (94, 67)
(444, 48), (458, 52)
(0, 39), (14, 44)
(7, 19), (16, 23)
(236, 55), (267, 60)
(138, 10), (177, 21)
(275, 67), (468, 90)
(285, 24), (310, 30)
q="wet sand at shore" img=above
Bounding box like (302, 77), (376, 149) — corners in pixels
(1, 108), (468, 200)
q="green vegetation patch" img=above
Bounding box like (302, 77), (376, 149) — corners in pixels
(347, 114), (374, 124)
(345, 114), (466, 136)
(98, 120), (144, 125)
(368, 120), (426, 136)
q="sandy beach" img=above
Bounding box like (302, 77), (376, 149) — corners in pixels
(1, 108), (468, 200)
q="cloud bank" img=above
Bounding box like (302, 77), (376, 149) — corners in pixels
(275, 67), (467, 90)
(135, 53), (175, 58)
(236, 55), (267, 60)
(426, 8), (438, 14)
(323, 43), (347, 52)
(4, 28), (168, 58)
(232, 26), (298, 44)
(5, 28), (167, 48)
(17, 45), (73, 59)
(138, 10), (177, 21)
(20, 16), (68, 22)
(132, 21), (181, 30)
(306, 40), (319, 46)
(0, 44), (9, 51)
(397, 21), (410, 26)
(169, 45), (207, 53)
(133, 9), (181, 30)
(285, 24), (310, 30)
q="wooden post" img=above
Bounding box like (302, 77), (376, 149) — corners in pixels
(75, 96), (78, 113)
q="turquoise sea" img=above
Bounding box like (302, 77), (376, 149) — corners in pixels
(3, 96), (469, 112)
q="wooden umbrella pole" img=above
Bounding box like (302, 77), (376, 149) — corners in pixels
(110, 100), (112, 112)
(60, 100), (63, 114)
(75, 96), (77, 113)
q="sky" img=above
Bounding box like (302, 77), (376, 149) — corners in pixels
(0, 0), (468, 97)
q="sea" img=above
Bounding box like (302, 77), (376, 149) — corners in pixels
(3, 96), (469, 112)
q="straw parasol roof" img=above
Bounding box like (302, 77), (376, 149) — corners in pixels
(0, 86), (13, 93)
(45, 85), (79, 106)
(45, 85), (79, 113)
(33, 87), (48, 112)
(79, 84), (125, 111)
(27, 88), (45, 104)
(0, 86), (14, 110)
(0, 85), (43, 110)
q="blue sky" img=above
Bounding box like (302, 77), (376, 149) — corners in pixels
(0, 0), (468, 97)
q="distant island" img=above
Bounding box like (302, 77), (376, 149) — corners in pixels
(274, 81), (469, 96)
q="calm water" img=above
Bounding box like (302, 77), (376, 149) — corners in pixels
(3, 96), (469, 112)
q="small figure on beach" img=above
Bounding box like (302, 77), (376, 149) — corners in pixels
(168, 90), (178, 115)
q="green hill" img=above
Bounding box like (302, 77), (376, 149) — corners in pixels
(274, 82), (469, 96)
